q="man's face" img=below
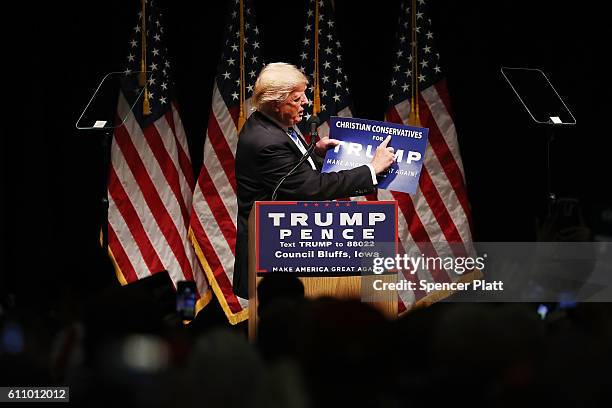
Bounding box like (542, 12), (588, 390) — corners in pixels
(275, 84), (308, 127)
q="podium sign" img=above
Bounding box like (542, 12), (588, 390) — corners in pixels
(254, 201), (397, 275)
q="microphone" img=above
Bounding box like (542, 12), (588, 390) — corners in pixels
(305, 114), (319, 153)
(308, 115), (320, 138)
(271, 120), (318, 201)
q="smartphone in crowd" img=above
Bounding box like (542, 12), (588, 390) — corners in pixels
(176, 280), (196, 320)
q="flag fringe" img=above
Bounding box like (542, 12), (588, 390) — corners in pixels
(107, 246), (129, 286)
(189, 228), (249, 325)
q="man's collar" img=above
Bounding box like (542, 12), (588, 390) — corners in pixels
(258, 110), (297, 133)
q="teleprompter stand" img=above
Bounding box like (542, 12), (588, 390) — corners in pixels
(501, 67), (577, 216)
(75, 71), (150, 247)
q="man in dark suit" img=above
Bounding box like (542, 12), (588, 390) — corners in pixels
(233, 63), (395, 298)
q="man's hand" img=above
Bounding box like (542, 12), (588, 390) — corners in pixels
(315, 137), (341, 157)
(370, 136), (395, 174)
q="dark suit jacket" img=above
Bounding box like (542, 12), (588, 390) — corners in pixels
(233, 111), (376, 298)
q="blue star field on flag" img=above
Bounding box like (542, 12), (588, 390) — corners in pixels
(297, 0), (351, 135)
(215, 0), (264, 109)
(121, 0), (175, 127)
(387, 0), (443, 108)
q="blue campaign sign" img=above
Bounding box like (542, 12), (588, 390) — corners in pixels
(255, 201), (397, 275)
(322, 116), (429, 194)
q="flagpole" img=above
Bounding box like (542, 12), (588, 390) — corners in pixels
(313, 0), (321, 118)
(408, 0), (420, 126)
(140, 0), (151, 115)
(238, 0), (246, 132)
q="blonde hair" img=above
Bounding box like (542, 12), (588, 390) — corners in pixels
(253, 63), (308, 111)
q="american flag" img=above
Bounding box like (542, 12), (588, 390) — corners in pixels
(298, 0), (376, 206)
(189, 0), (263, 324)
(107, 0), (211, 311)
(297, 0), (352, 139)
(384, 0), (476, 312)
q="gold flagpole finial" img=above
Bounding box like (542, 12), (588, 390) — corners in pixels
(142, 88), (151, 116)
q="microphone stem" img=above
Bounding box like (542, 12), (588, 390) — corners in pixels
(271, 141), (316, 201)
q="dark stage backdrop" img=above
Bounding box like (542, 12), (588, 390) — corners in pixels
(2, 0), (610, 308)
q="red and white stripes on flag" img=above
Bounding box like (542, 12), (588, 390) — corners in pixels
(384, 81), (477, 313)
(107, 0), (210, 311)
(382, 0), (478, 314)
(189, 0), (262, 324)
(189, 89), (251, 325)
(108, 95), (211, 311)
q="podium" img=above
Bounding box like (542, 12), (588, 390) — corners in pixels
(247, 201), (398, 340)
